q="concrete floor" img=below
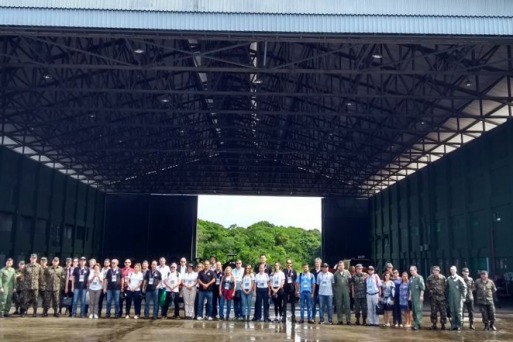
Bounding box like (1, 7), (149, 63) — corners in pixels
(0, 314), (511, 342)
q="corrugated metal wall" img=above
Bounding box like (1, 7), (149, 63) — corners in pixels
(370, 120), (513, 278)
(0, 146), (105, 264)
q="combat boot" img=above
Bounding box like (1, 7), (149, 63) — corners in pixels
(42, 309), (48, 317)
(469, 320), (475, 330)
(489, 322), (496, 331)
(431, 323), (437, 330)
(441, 324), (446, 330)
(362, 317), (367, 326)
(483, 323), (489, 330)
(355, 317), (360, 325)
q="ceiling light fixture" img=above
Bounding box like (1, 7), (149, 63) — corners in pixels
(133, 48), (145, 54)
(465, 79), (472, 87)
(42, 74), (53, 80)
(372, 53), (383, 59)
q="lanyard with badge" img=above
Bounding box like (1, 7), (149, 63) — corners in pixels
(149, 271), (156, 285)
(243, 276), (251, 290)
(79, 269), (85, 283)
(287, 270), (293, 284)
(273, 274), (281, 288)
(112, 270), (118, 283)
(257, 274), (266, 288)
(321, 273), (328, 287)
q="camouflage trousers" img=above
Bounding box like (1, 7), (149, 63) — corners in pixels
(479, 303), (495, 324)
(354, 297), (367, 319)
(40, 290), (48, 310)
(44, 291), (60, 312)
(430, 298), (447, 324)
(463, 300), (474, 324)
(23, 289), (39, 312)
(13, 290), (23, 311)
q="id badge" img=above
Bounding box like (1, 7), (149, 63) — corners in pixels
(216, 278), (220, 285)
(244, 281), (250, 289)
(258, 281), (265, 287)
(273, 280), (279, 287)
(79, 274), (84, 282)
(149, 278), (154, 285)
(170, 280), (175, 286)
(287, 277), (292, 284)
(112, 274), (117, 282)
(322, 281), (327, 286)
(224, 282), (230, 290)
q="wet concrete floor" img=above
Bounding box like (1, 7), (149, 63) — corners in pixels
(0, 313), (512, 342)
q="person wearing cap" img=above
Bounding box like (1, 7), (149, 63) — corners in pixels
(409, 265), (425, 330)
(39, 257), (49, 315)
(474, 270), (497, 331)
(317, 263), (334, 324)
(104, 259), (122, 318)
(426, 266), (447, 330)
(13, 261), (25, 315)
(333, 260), (352, 325)
(71, 257), (90, 318)
(22, 253), (44, 317)
(383, 263), (394, 278)
(352, 263), (367, 325)
(143, 260), (161, 319)
(365, 266), (381, 326)
(181, 263), (198, 319)
(0, 258), (16, 318)
(44, 257), (63, 317)
(461, 267), (475, 329)
(447, 266), (467, 331)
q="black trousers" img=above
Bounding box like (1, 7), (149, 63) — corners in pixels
(212, 286), (220, 318)
(283, 290), (296, 318)
(162, 292), (180, 317)
(463, 300), (474, 324)
(272, 288), (284, 317)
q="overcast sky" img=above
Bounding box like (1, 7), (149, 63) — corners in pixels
(198, 195), (322, 231)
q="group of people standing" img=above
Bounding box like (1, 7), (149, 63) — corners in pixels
(0, 253), (500, 333)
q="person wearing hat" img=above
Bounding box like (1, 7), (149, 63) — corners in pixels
(474, 270), (497, 331)
(22, 253), (43, 317)
(71, 257), (90, 318)
(461, 267), (475, 329)
(365, 266), (381, 326)
(409, 265), (425, 330)
(0, 258), (16, 318)
(352, 263), (368, 325)
(317, 263), (334, 324)
(383, 263), (394, 278)
(333, 260), (352, 325)
(426, 266), (447, 330)
(447, 266), (467, 331)
(44, 257), (63, 317)
(39, 257), (49, 316)
(13, 261), (25, 315)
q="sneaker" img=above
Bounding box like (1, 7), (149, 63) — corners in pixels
(394, 324), (398, 327)
(197, 316), (203, 320)
(89, 314), (93, 319)
(94, 314), (98, 319)
(125, 315), (130, 319)
(207, 317), (213, 321)
(385, 323), (390, 327)
(134, 315), (139, 320)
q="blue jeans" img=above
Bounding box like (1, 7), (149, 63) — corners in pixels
(106, 290), (120, 318)
(219, 295), (233, 319)
(241, 291), (253, 317)
(197, 291), (213, 318)
(144, 290), (159, 318)
(311, 293), (320, 320)
(319, 295), (333, 322)
(300, 292), (312, 320)
(72, 288), (86, 317)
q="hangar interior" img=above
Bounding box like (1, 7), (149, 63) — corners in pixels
(1, 2), (513, 275)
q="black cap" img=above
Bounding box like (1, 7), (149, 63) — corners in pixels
(80, 256), (87, 261)
(462, 268), (469, 273)
(321, 263), (329, 268)
(187, 263), (194, 267)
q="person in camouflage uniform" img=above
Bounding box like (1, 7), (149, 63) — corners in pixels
(461, 267), (475, 330)
(447, 266), (467, 331)
(0, 258), (16, 317)
(13, 261), (25, 315)
(426, 266), (447, 330)
(351, 264), (367, 326)
(44, 257), (63, 317)
(39, 257), (49, 315)
(22, 253), (44, 317)
(475, 270), (497, 331)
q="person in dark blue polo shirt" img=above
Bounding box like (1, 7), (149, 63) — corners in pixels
(103, 259), (122, 318)
(71, 256), (89, 318)
(143, 260), (161, 319)
(197, 261), (216, 320)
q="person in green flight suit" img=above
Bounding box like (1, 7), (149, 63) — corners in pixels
(0, 258), (17, 317)
(447, 266), (467, 331)
(333, 260), (352, 325)
(409, 265), (425, 331)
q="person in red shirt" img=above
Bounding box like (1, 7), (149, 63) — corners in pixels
(120, 259), (134, 317)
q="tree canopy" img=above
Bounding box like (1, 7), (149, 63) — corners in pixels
(197, 219), (321, 270)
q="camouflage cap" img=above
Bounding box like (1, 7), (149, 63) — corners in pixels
(65, 258), (72, 262)
(19, 261), (25, 265)
(355, 264), (363, 268)
(53, 257), (60, 261)
(432, 266), (441, 271)
(41, 257), (47, 261)
(480, 270), (488, 275)
(80, 256), (87, 261)
(462, 267), (470, 273)
(386, 262), (393, 268)
(321, 263), (329, 268)
(30, 253), (37, 258)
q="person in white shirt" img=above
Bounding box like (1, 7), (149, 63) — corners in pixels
(241, 265), (255, 321)
(87, 264), (103, 319)
(317, 263), (335, 324)
(178, 258), (188, 277)
(365, 266), (382, 326)
(157, 257), (170, 318)
(162, 263), (181, 319)
(125, 263), (143, 319)
(232, 260), (244, 320)
(254, 264), (271, 322)
(181, 263), (198, 319)
(270, 262), (285, 322)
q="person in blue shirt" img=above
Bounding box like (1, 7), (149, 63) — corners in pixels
(296, 263), (316, 324)
(316, 263), (335, 324)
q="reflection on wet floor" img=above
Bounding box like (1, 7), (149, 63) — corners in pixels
(0, 314), (511, 342)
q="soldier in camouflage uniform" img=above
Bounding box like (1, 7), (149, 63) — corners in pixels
(351, 264), (367, 325)
(0, 258), (16, 317)
(13, 261), (25, 315)
(22, 253), (44, 317)
(475, 270), (497, 331)
(44, 257), (63, 317)
(39, 257), (48, 315)
(461, 267), (475, 330)
(426, 266), (447, 330)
